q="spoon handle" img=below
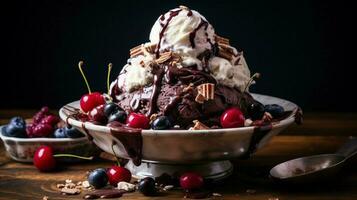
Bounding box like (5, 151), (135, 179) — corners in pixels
(336, 137), (357, 159)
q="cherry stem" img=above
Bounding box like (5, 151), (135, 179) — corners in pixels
(111, 142), (121, 166)
(107, 63), (113, 95)
(78, 61), (92, 94)
(53, 154), (93, 160)
(243, 72), (261, 93)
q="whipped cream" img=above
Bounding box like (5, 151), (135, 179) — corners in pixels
(116, 54), (154, 92)
(150, 7), (215, 58)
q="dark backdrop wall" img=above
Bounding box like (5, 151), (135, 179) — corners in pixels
(1, 0), (354, 111)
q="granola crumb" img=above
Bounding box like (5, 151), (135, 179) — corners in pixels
(61, 188), (81, 195)
(42, 196), (49, 200)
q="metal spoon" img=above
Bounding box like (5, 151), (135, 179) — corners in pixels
(270, 137), (357, 184)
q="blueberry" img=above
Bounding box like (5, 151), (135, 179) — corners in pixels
(151, 116), (172, 130)
(264, 104), (285, 118)
(138, 177), (156, 196)
(65, 126), (84, 138)
(54, 128), (67, 138)
(248, 101), (265, 120)
(88, 168), (108, 189)
(4, 117), (27, 138)
(104, 102), (122, 117)
(108, 110), (127, 123)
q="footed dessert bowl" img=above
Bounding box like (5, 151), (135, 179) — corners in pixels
(60, 93), (301, 180)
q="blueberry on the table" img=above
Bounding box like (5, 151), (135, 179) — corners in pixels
(65, 126), (84, 138)
(151, 116), (172, 130)
(248, 101), (265, 120)
(108, 110), (127, 123)
(54, 128), (67, 138)
(4, 117), (27, 138)
(88, 168), (108, 189)
(264, 104), (285, 118)
(138, 177), (156, 196)
(104, 102), (122, 117)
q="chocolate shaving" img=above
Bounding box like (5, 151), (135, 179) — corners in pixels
(217, 44), (237, 61)
(195, 93), (205, 104)
(130, 43), (156, 58)
(215, 35), (230, 45)
(155, 51), (172, 64)
(196, 83), (215, 103)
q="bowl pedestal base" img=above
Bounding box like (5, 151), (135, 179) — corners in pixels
(125, 160), (234, 181)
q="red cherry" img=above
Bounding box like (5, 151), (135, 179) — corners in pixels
(40, 115), (60, 127)
(33, 146), (56, 172)
(89, 104), (107, 124)
(126, 113), (150, 129)
(220, 107), (245, 128)
(107, 166), (132, 186)
(180, 172), (204, 190)
(80, 92), (105, 113)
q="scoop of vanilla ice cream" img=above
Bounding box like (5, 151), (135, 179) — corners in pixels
(209, 54), (251, 91)
(116, 54), (154, 92)
(149, 7), (215, 58)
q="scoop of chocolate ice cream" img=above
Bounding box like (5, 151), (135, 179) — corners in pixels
(111, 65), (255, 128)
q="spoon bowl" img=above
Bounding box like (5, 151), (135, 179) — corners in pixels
(270, 154), (344, 184)
(270, 138), (357, 184)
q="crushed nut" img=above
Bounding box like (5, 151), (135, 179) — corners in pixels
(262, 112), (273, 122)
(183, 83), (194, 93)
(82, 181), (91, 188)
(43, 196), (49, 200)
(139, 60), (145, 67)
(150, 113), (159, 123)
(190, 120), (210, 130)
(268, 198), (279, 200)
(117, 181), (136, 192)
(65, 179), (72, 184)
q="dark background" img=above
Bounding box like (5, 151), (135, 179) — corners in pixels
(1, 0), (353, 111)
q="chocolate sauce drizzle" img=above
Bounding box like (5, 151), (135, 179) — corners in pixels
(107, 122), (143, 166)
(147, 68), (165, 117)
(156, 9), (183, 58)
(241, 124), (273, 159)
(189, 18), (208, 48)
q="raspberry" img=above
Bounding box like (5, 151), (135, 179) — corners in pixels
(40, 115), (60, 127)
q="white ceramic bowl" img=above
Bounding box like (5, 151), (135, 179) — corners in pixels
(0, 126), (97, 162)
(59, 93), (300, 163)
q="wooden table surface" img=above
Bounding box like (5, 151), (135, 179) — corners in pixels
(1, 110), (357, 200)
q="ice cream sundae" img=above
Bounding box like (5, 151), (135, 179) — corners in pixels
(107, 6), (281, 129)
